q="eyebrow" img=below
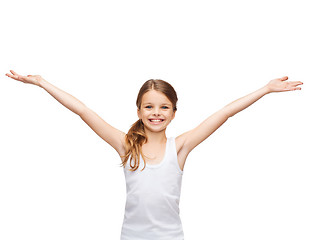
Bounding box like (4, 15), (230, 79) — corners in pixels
(142, 102), (172, 106)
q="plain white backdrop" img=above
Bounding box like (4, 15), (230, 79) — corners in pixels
(1, 0), (309, 239)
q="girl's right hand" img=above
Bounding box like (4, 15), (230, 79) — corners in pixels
(5, 70), (44, 87)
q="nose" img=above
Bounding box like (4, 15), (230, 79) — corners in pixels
(152, 107), (161, 116)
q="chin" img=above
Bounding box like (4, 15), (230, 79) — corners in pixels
(144, 124), (167, 133)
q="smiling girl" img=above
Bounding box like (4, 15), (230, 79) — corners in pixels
(5, 70), (303, 239)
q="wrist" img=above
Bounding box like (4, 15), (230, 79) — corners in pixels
(262, 85), (271, 95)
(37, 78), (47, 88)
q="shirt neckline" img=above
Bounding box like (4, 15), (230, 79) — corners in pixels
(145, 137), (170, 169)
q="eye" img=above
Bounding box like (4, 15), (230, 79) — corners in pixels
(162, 106), (169, 109)
(145, 105), (152, 109)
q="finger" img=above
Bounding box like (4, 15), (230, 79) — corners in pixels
(280, 76), (289, 81)
(289, 85), (302, 91)
(5, 73), (13, 78)
(297, 81), (304, 85)
(6, 73), (17, 79)
(290, 81), (303, 87)
(10, 70), (19, 76)
(9, 70), (24, 80)
(290, 87), (302, 91)
(6, 72), (25, 81)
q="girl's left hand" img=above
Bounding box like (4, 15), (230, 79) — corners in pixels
(266, 76), (303, 93)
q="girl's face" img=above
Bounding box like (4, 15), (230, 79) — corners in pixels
(137, 90), (175, 133)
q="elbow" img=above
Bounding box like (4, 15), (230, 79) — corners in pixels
(227, 112), (235, 118)
(220, 106), (233, 119)
(78, 105), (89, 118)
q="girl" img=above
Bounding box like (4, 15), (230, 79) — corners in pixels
(5, 70), (303, 239)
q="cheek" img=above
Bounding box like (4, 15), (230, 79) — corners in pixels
(141, 111), (150, 118)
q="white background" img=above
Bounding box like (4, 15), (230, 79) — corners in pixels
(0, 0), (309, 239)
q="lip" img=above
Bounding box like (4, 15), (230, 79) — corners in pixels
(148, 118), (165, 125)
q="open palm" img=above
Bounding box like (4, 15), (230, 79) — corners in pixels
(5, 70), (43, 86)
(267, 76), (303, 93)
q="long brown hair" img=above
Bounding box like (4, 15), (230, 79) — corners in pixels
(121, 79), (178, 171)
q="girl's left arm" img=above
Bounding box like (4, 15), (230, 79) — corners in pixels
(178, 76), (303, 154)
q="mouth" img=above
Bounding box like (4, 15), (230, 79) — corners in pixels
(148, 118), (165, 124)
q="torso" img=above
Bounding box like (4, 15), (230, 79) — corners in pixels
(141, 141), (167, 165)
(120, 136), (185, 239)
(140, 136), (189, 171)
(117, 135), (189, 172)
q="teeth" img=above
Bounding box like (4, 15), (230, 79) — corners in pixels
(150, 119), (162, 122)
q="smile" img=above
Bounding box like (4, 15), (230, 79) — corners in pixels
(149, 119), (164, 124)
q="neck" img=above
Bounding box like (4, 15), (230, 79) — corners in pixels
(144, 128), (167, 145)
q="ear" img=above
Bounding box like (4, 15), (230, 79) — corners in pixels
(171, 111), (176, 121)
(137, 108), (141, 119)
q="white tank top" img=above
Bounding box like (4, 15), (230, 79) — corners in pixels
(120, 137), (184, 240)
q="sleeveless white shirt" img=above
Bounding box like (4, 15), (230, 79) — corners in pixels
(120, 137), (184, 240)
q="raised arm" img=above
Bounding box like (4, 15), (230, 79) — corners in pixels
(5, 70), (126, 156)
(177, 76), (303, 155)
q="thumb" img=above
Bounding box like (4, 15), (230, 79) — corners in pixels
(280, 76), (289, 81)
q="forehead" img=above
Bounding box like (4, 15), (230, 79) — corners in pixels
(141, 90), (172, 105)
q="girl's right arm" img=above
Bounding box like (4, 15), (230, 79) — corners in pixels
(5, 70), (126, 156)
